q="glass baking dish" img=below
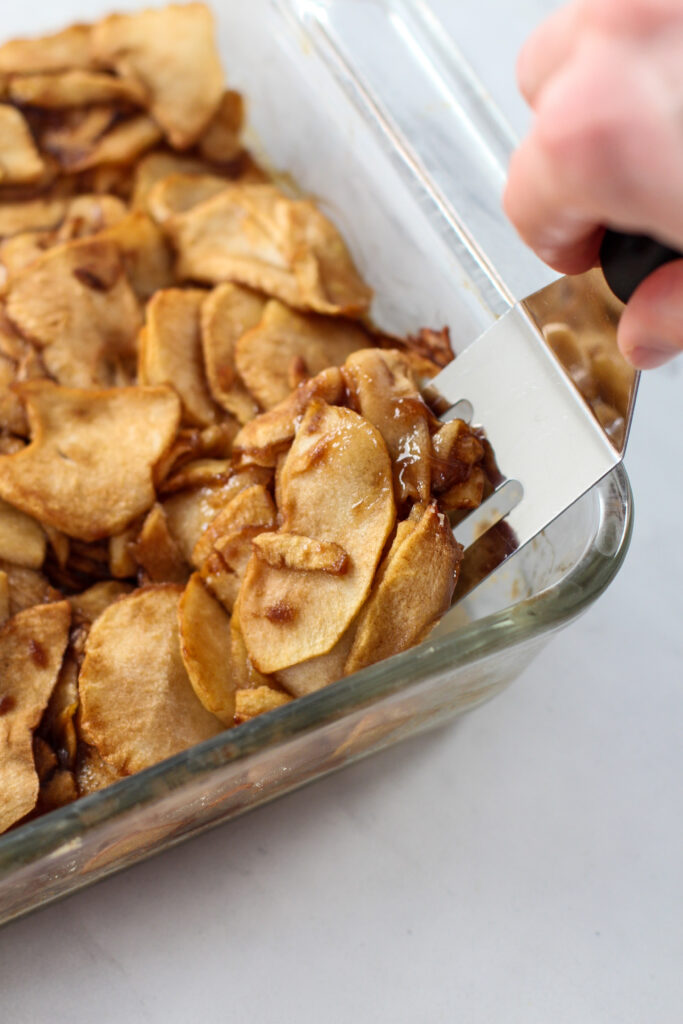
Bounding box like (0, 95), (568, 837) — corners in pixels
(0, 0), (633, 926)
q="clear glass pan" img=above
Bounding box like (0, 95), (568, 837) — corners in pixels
(0, 0), (633, 926)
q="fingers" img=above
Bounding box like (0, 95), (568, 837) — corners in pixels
(511, 0), (683, 370)
(517, 0), (681, 109)
(505, 33), (683, 275)
(503, 133), (605, 275)
(505, 40), (621, 275)
(618, 259), (683, 368)
(517, 2), (584, 108)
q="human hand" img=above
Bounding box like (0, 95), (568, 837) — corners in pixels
(503, 0), (683, 368)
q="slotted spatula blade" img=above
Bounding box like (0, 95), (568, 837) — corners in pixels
(430, 268), (637, 570)
(428, 223), (683, 599)
(434, 288), (631, 557)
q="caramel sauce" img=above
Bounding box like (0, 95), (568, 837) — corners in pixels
(265, 601), (296, 623)
(28, 638), (48, 667)
(0, 694), (16, 716)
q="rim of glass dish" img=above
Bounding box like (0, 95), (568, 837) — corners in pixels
(0, 465), (633, 874)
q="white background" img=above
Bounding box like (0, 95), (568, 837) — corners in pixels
(1, 2), (682, 1021)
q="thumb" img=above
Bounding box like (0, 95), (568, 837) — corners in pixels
(618, 259), (683, 369)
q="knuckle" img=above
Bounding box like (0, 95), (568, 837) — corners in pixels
(538, 107), (622, 180)
(587, 0), (679, 32)
(534, 68), (633, 201)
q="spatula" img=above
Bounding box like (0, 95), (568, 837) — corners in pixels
(430, 231), (682, 587)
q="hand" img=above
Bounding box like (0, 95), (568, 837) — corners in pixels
(503, 0), (683, 368)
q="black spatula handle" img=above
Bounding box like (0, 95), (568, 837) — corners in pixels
(600, 230), (683, 304)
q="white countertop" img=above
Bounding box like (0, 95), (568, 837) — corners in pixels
(1, 2), (682, 1022)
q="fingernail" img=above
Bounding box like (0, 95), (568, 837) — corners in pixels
(625, 341), (680, 370)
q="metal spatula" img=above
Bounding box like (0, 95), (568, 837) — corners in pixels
(430, 232), (682, 589)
